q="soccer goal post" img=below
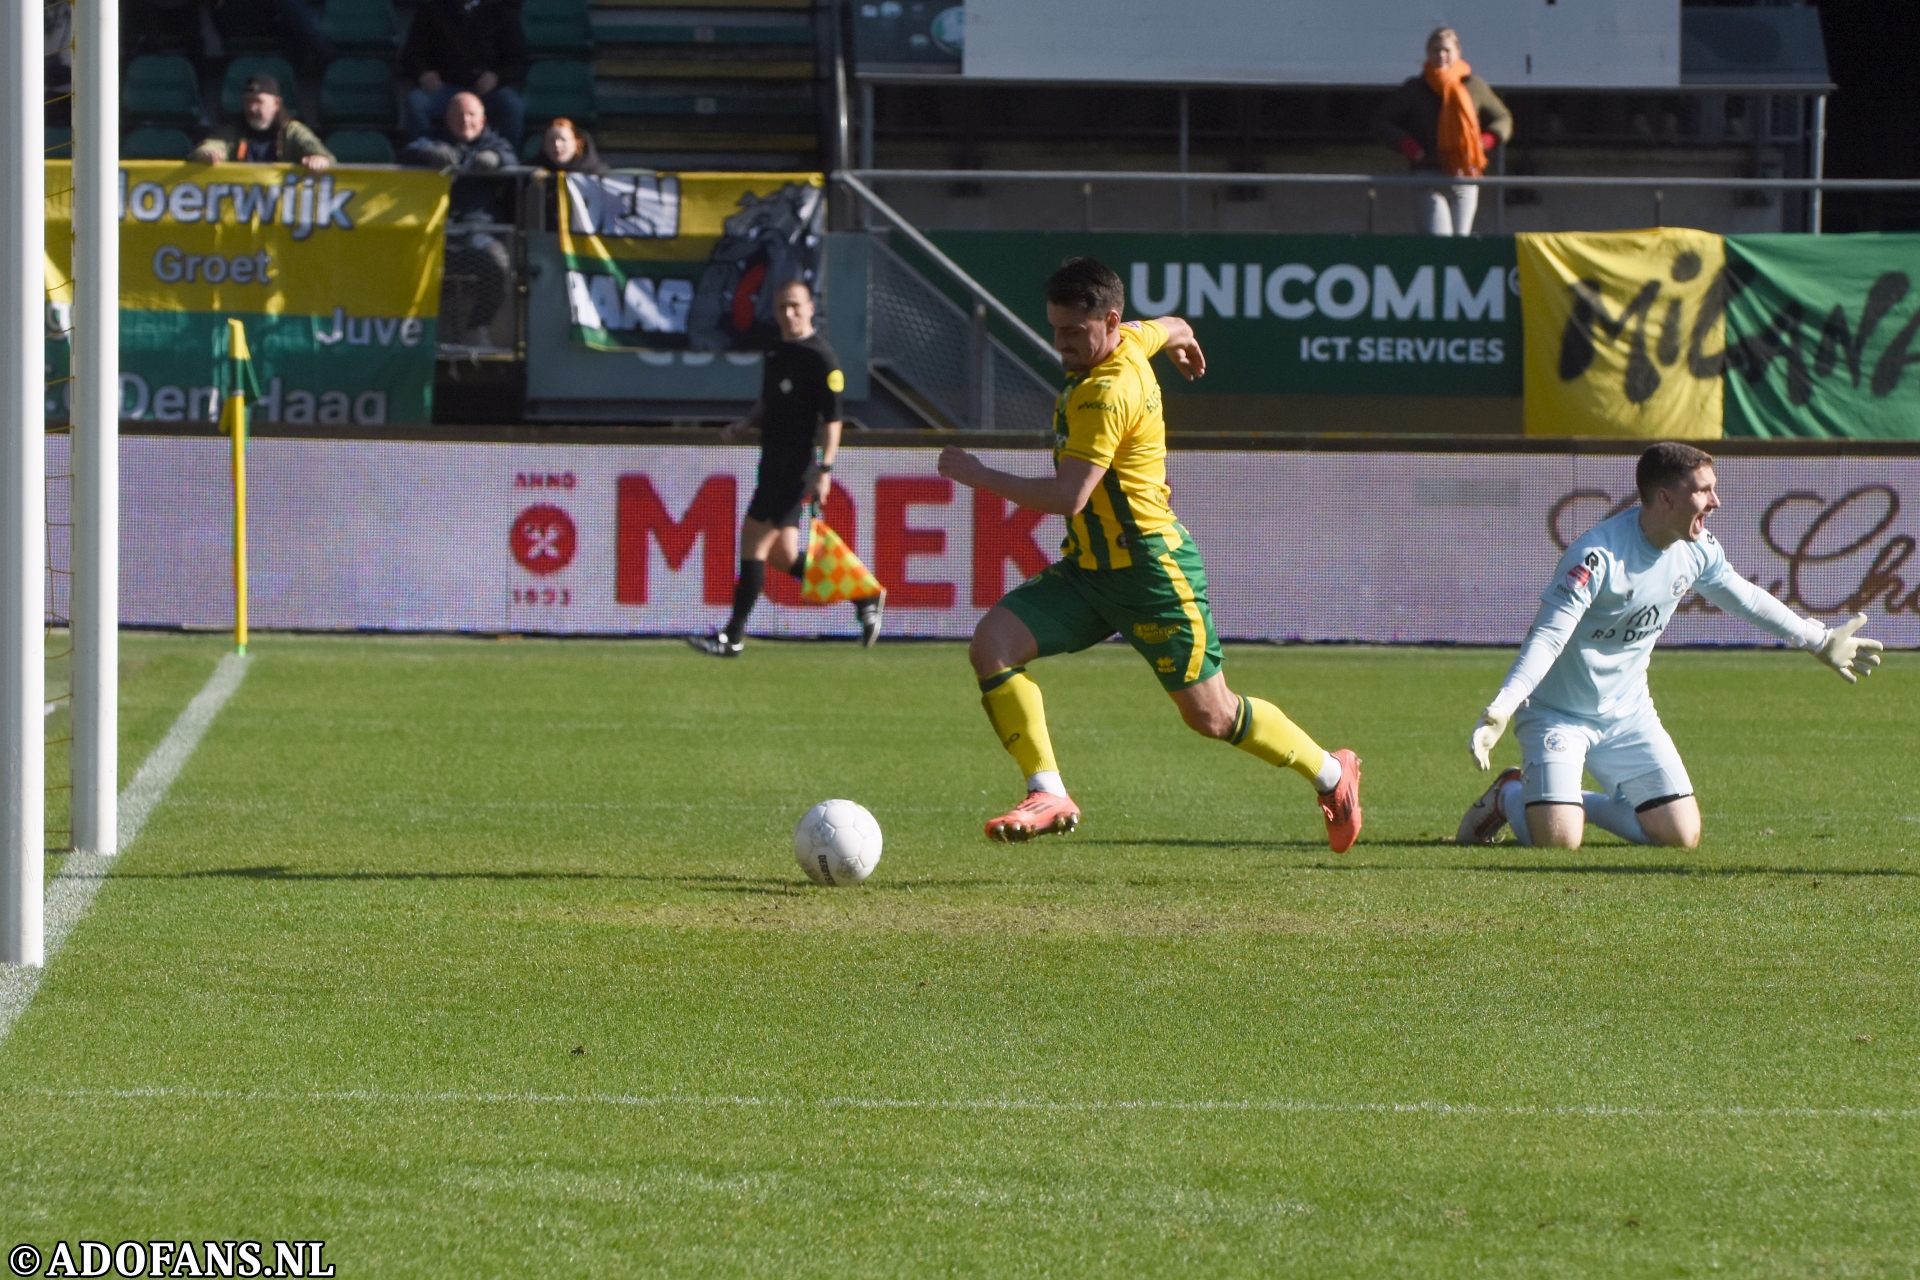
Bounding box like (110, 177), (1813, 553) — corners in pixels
(1, 0), (46, 965)
(3, 0), (115, 967)
(70, 0), (118, 861)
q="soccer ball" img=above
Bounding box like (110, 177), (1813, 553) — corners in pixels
(793, 799), (883, 886)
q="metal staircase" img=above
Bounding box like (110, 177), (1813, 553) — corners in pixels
(867, 238), (1059, 433)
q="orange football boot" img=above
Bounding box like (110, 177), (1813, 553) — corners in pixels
(1318, 748), (1364, 853)
(984, 790), (1081, 843)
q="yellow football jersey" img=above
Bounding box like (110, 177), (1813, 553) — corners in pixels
(1054, 319), (1176, 570)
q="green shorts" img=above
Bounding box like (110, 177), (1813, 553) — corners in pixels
(999, 524), (1225, 692)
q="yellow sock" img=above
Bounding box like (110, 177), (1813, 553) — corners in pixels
(978, 667), (1058, 778)
(1229, 695), (1327, 783)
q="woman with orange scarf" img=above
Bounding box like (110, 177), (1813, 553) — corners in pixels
(1372, 27), (1513, 235)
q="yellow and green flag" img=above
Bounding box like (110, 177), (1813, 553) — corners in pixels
(558, 171), (824, 353)
(1721, 233), (1920, 439)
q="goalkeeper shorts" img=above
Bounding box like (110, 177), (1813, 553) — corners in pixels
(998, 525), (1224, 692)
(1515, 702), (1693, 810)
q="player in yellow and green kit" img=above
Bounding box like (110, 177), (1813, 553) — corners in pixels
(937, 258), (1364, 851)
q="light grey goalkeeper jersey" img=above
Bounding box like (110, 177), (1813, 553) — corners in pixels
(1491, 508), (1827, 722)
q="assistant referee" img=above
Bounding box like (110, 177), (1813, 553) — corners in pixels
(690, 278), (884, 655)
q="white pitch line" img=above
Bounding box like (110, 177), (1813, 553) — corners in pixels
(0, 652), (251, 1046)
(13, 1086), (1919, 1122)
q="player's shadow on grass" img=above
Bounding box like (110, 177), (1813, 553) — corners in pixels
(1079, 838), (1345, 851)
(164, 867), (810, 894)
(1299, 861), (1915, 878)
(157, 867), (1044, 898)
(1465, 863), (1917, 878)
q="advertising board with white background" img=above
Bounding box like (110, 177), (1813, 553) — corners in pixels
(98, 436), (1920, 648)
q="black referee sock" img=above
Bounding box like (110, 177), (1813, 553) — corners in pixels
(727, 559), (766, 638)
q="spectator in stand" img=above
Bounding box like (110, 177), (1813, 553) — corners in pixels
(537, 118), (608, 175)
(400, 90), (513, 173)
(211, 0), (335, 71)
(400, 0), (527, 145)
(190, 73), (334, 171)
(405, 92), (513, 345)
(1373, 27), (1512, 236)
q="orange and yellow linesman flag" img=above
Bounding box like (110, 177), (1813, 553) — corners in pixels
(799, 517), (883, 605)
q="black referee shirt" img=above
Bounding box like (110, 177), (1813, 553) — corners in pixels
(758, 333), (844, 478)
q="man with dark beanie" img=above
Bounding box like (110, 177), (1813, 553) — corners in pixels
(190, 73), (333, 170)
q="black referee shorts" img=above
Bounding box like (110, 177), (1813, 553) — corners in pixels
(745, 469), (808, 528)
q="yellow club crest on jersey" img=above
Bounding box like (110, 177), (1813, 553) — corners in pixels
(827, 369), (845, 393)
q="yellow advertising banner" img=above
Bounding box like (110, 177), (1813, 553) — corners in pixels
(1518, 228), (1727, 439)
(44, 161), (450, 425)
(133, 161), (441, 315)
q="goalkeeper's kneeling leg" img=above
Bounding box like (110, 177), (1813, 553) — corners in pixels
(1632, 794), (1701, 849)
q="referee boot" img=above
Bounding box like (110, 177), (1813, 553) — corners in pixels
(854, 590), (886, 648)
(688, 629), (744, 658)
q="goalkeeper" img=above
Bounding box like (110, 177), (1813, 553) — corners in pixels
(1458, 441), (1883, 850)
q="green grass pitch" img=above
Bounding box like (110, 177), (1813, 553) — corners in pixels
(1, 633), (1916, 1276)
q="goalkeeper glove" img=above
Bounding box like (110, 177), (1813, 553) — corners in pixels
(1813, 612), (1884, 684)
(1469, 705), (1511, 771)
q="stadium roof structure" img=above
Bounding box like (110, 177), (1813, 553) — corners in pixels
(1678, 7), (1834, 94)
(854, 3), (1833, 94)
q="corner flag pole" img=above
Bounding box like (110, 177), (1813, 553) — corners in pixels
(220, 320), (252, 656)
(71, 0), (120, 858)
(1, 0), (46, 964)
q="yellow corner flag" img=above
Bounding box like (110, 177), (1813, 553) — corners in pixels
(799, 519), (883, 605)
(221, 318), (252, 653)
(218, 318), (252, 436)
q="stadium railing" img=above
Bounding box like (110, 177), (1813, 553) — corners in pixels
(867, 239), (1055, 434)
(843, 169), (1920, 238)
(837, 172), (1061, 431)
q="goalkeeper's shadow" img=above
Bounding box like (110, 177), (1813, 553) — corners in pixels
(1298, 859), (1917, 877)
(1460, 862), (1917, 878)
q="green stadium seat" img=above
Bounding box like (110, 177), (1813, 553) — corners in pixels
(121, 127), (194, 160)
(122, 56), (202, 127)
(45, 128), (72, 159)
(324, 128), (396, 164)
(321, 0), (400, 53)
(321, 58), (396, 128)
(523, 61), (598, 128)
(522, 0), (594, 60)
(221, 56), (302, 117)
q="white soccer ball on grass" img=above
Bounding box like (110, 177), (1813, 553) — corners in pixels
(793, 799), (883, 886)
